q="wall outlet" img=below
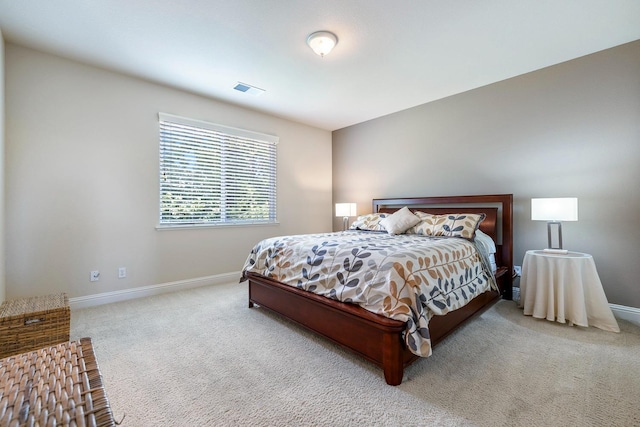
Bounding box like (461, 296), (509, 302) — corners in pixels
(90, 270), (100, 282)
(513, 265), (522, 277)
(118, 267), (127, 279)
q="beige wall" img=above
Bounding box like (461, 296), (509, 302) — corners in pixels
(5, 44), (332, 300)
(333, 40), (640, 308)
(0, 31), (5, 302)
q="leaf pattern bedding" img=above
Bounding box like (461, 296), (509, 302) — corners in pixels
(241, 230), (496, 357)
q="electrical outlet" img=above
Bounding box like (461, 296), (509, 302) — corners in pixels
(90, 270), (100, 282)
(118, 267), (127, 279)
(513, 265), (522, 277)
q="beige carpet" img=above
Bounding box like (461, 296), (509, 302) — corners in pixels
(71, 282), (640, 426)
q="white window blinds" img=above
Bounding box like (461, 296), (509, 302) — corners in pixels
(159, 113), (278, 227)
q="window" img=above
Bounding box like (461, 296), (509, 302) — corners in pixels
(158, 113), (278, 227)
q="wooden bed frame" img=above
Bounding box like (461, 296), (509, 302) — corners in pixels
(246, 194), (513, 385)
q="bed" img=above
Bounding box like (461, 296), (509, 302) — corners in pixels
(242, 194), (513, 385)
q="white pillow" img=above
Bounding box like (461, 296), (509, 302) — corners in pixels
(474, 229), (497, 254)
(379, 206), (421, 235)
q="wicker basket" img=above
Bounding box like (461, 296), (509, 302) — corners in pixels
(0, 337), (116, 426)
(0, 293), (70, 358)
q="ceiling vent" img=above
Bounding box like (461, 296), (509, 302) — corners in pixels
(233, 82), (265, 96)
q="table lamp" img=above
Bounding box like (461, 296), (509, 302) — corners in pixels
(335, 203), (357, 231)
(531, 197), (578, 254)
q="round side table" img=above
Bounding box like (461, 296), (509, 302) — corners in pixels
(519, 250), (619, 332)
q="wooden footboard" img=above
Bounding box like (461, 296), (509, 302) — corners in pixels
(247, 267), (506, 385)
(248, 272), (411, 385)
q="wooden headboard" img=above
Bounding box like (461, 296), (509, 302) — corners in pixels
(372, 194), (513, 300)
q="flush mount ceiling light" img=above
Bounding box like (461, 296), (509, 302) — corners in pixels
(306, 31), (338, 57)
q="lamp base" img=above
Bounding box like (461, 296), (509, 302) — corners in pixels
(543, 248), (569, 254)
(546, 221), (564, 250)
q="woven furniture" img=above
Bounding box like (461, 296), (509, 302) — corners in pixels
(0, 337), (116, 427)
(0, 293), (71, 359)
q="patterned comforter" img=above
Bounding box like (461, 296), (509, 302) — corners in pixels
(241, 230), (496, 357)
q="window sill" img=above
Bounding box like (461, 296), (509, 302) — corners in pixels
(155, 221), (280, 231)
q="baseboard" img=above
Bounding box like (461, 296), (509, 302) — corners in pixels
(69, 278), (640, 325)
(69, 271), (241, 310)
(610, 303), (640, 327)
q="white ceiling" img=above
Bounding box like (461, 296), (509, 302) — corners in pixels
(1, 1), (639, 131)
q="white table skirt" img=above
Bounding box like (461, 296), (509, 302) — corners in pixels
(520, 250), (619, 332)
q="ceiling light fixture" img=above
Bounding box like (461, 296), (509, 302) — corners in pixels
(306, 31), (338, 57)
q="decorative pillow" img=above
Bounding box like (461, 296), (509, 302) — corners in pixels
(412, 212), (485, 240)
(379, 206), (421, 235)
(349, 213), (389, 231)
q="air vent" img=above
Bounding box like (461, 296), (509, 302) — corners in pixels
(233, 82), (265, 96)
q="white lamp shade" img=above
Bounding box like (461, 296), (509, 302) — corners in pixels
(307, 31), (338, 57)
(531, 198), (578, 221)
(335, 203), (356, 217)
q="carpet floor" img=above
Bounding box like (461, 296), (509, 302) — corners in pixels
(71, 282), (640, 426)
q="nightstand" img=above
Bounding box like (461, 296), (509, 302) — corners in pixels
(519, 250), (619, 332)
